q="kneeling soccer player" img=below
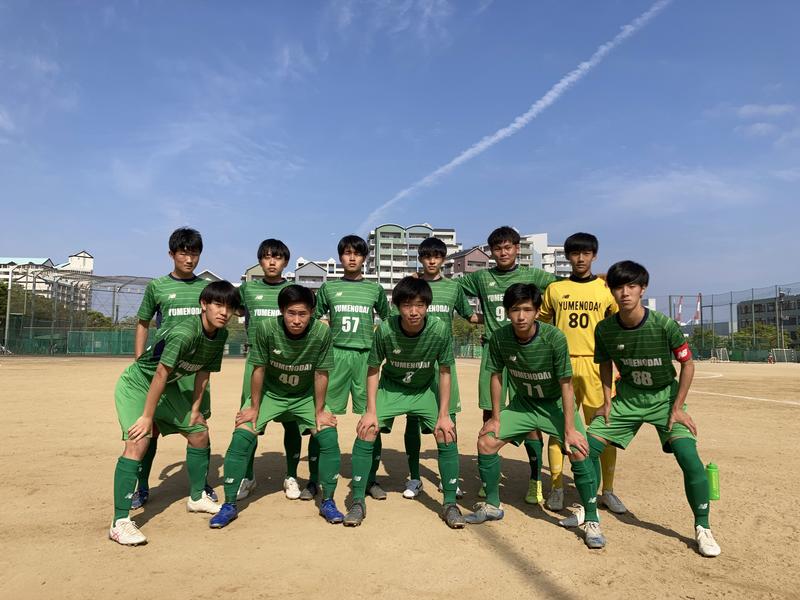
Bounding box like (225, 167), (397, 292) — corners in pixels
(465, 283), (605, 550)
(584, 260), (720, 557)
(211, 284), (344, 528)
(109, 281), (241, 545)
(344, 276), (463, 528)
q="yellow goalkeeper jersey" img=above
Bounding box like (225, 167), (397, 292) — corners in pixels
(538, 275), (618, 357)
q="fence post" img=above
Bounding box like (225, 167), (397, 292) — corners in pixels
(775, 285), (781, 349)
(3, 266), (15, 350)
(751, 288), (755, 348)
(700, 293), (705, 351)
(730, 291), (734, 349)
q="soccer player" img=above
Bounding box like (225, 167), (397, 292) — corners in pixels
(307, 235), (390, 501)
(343, 277), (463, 528)
(237, 239), (303, 502)
(584, 261), (721, 557)
(210, 285), (344, 528)
(458, 226), (558, 503)
(538, 232), (626, 514)
(130, 227), (216, 509)
(109, 281), (241, 545)
(402, 237), (479, 499)
(463, 283), (605, 550)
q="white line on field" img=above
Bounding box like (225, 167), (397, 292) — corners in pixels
(693, 372), (723, 379)
(691, 390), (800, 407)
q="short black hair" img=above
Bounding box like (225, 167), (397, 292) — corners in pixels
(606, 260), (649, 289)
(278, 284), (316, 312)
(503, 283), (542, 311)
(564, 232), (598, 255)
(338, 235), (368, 257)
(169, 227), (203, 254)
(418, 237), (448, 258)
(257, 238), (290, 261)
(487, 226), (520, 248)
(392, 276), (432, 307)
(200, 280), (242, 311)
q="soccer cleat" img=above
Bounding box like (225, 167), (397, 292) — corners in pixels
(403, 479), (423, 499)
(599, 491), (627, 514)
(437, 481), (464, 499)
(209, 503), (238, 528)
(109, 518), (147, 546)
(559, 504), (585, 528)
(236, 477), (257, 501)
(583, 521), (606, 549)
(695, 526), (721, 557)
(525, 480), (544, 505)
(319, 498), (344, 524)
(367, 481), (387, 501)
(204, 484), (218, 502)
(464, 502), (505, 524)
(283, 477), (301, 500)
(130, 488), (149, 510)
(343, 500), (366, 527)
(187, 490), (221, 514)
(299, 481), (318, 501)
(546, 487), (564, 511)
(441, 503), (466, 529)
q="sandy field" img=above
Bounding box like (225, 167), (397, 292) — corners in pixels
(1, 357), (798, 600)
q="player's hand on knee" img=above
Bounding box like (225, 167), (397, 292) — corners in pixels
(668, 409), (697, 436)
(128, 416), (153, 442)
(565, 428), (589, 458)
(356, 412), (378, 438)
(479, 417), (500, 439)
(435, 416), (457, 444)
(189, 411), (207, 427)
(235, 407), (258, 428)
(316, 410), (337, 430)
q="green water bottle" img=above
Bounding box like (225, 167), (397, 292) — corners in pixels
(706, 463), (720, 501)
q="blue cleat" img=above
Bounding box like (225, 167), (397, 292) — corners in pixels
(204, 484), (218, 502)
(319, 498), (344, 524)
(209, 503), (238, 529)
(130, 488), (149, 510)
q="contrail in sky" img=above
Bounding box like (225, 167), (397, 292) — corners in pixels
(358, 0), (673, 233)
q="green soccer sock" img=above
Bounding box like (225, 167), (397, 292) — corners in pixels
(222, 429), (257, 505)
(186, 446), (210, 501)
(282, 421), (302, 479)
(524, 438), (544, 482)
(113, 456), (141, 522)
(671, 437), (710, 529)
(368, 432), (382, 485)
(315, 428), (341, 500)
(589, 436), (606, 493)
(404, 416), (422, 480)
(571, 457), (599, 522)
(478, 452), (501, 508)
(137, 436), (157, 491)
(351, 438), (375, 501)
(437, 441), (460, 505)
(245, 443), (256, 481)
(308, 433), (320, 484)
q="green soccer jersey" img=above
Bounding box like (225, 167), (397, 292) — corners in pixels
(458, 266), (557, 340)
(240, 278), (291, 344)
(137, 274), (210, 329)
(315, 278), (391, 350)
(594, 309), (685, 391)
(248, 317), (333, 399)
(390, 277), (474, 329)
(486, 322), (572, 403)
(368, 316), (454, 391)
(130, 316), (227, 386)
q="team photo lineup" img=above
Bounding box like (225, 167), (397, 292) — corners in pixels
(109, 225), (720, 559)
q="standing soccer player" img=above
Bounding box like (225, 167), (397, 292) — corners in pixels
(306, 235), (390, 501)
(130, 227), (216, 508)
(464, 283), (605, 549)
(402, 237), (479, 499)
(538, 232), (626, 514)
(343, 277), (463, 528)
(210, 285), (345, 528)
(458, 226), (558, 503)
(584, 261), (720, 557)
(236, 239), (303, 502)
(109, 281), (241, 545)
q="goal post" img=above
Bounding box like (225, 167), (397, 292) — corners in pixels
(711, 348), (730, 362)
(770, 348), (797, 363)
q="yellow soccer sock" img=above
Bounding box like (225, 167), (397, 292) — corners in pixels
(600, 444), (617, 492)
(547, 436), (564, 490)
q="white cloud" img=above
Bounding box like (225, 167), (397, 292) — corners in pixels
(0, 107), (14, 133)
(735, 122), (779, 137)
(329, 0), (454, 46)
(771, 168), (800, 182)
(274, 42), (316, 81)
(736, 103), (795, 119)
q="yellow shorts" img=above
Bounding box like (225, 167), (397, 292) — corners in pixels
(570, 355), (604, 410)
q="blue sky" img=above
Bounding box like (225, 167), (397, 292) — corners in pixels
(1, 0), (798, 296)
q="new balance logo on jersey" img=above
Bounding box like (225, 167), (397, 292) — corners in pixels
(335, 291), (343, 297)
(488, 282), (497, 287)
(168, 293), (177, 299)
(255, 295), (264, 300)
(393, 348), (402, 354)
(509, 355), (517, 362)
(617, 345), (625, 350)
(273, 349), (282, 354)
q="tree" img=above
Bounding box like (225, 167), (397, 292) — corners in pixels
(85, 310), (114, 328)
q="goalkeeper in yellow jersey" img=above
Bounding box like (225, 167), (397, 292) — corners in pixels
(538, 232), (626, 515)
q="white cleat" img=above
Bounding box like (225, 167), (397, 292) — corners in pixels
(583, 521), (606, 549)
(559, 504), (586, 528)
(546, 487), (564, 511)
(236, 477), (257, 501)
(283, 477), (302, 500)
(695, 526), (721, 557)
(599, 491), (628, 514)
(109, 518), (147, 545)
(187, 490), (221, 514)
(403, 479), (423, 499)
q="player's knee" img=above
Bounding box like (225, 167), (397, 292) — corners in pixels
(477, 434), (498, 454)
(186, 430), (209, 448)
(123, 438), (150, 461)
(358, 430), (377, 443)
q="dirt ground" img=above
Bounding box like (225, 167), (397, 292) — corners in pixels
(1, 357), (798, 599)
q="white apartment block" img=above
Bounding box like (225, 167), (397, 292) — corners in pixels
(1, 251), (95, 308)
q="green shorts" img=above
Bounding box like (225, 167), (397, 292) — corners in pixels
(479, 351), (510, 411)
(587, 380), (695, 453)
(325, 347), (369, 415)
(178, 372), (212, 418)
(435, 364), (462, 414)
(498, 397), (586, 452)
(115, 369), (208, 440)
(242, 391), (316, 435)
(376, 378), (439, 434)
